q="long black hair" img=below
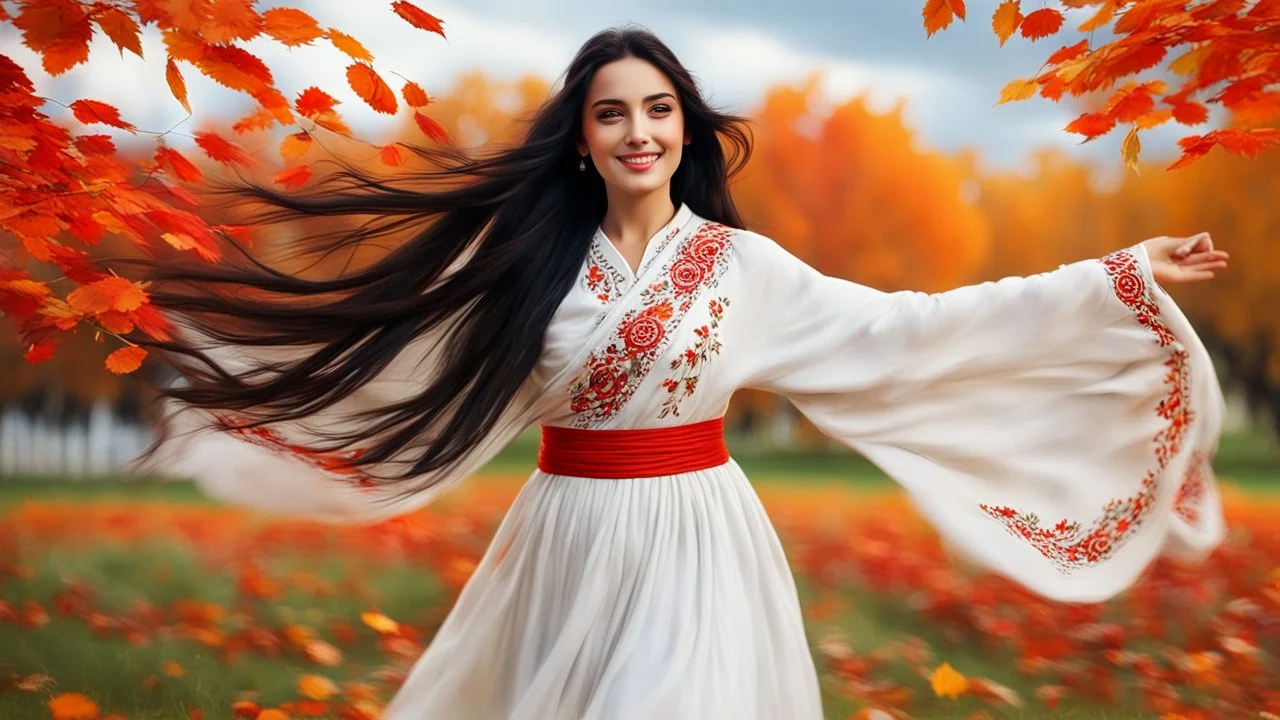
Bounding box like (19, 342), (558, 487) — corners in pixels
(127, 25), (753, 493)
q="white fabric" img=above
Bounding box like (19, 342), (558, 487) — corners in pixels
(133, 203), (1226, 719)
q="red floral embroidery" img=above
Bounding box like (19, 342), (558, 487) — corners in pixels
(214, 411), (376, 488)
(584, 243), (625, 306)
(659, 296), (729, 419)
(980, 249), (1194, 572)
(568, 222), (733, 426)
(1173, 450), (1208, 526)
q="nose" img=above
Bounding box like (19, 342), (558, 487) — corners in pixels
(625, 116), (652, 146)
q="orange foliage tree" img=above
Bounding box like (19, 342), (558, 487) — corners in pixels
(0, 0), (449, 375)
(924, 0), (1280, 171)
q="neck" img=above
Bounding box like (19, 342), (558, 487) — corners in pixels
(599, 187), (677, 247)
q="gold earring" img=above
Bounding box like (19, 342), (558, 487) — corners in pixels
(579, 155), (586, 171)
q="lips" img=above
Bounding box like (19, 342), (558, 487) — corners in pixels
(616, 153), (662, 170)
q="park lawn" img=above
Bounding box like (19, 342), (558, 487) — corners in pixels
(1, 433), (1276, 720)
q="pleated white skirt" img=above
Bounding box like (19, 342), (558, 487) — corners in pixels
(382, 459), (825, 719)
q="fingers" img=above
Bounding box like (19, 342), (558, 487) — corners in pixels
(1173, 231), (1213, 259)
(1178, 250), (1229, 266)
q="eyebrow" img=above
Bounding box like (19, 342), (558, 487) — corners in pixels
(590, 92), (676, 109)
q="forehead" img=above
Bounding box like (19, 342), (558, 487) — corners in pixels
(584, 57), (678, 102)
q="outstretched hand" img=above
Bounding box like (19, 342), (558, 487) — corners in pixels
(1142, 232), (1229, 285)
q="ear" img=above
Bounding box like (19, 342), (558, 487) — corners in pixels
(576, 140), (587, 155)
(683, 130), (692, 145)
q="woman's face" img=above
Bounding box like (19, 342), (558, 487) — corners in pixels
(578, 57), (690, 199)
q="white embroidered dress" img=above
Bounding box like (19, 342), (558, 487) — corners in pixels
(143, 203), (1226, 720)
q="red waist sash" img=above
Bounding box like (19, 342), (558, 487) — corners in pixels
(537, 417), (729, 479)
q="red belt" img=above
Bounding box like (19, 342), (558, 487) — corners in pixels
(537, 417), (729, 479)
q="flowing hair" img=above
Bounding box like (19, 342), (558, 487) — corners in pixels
(126, 25), (754, 497)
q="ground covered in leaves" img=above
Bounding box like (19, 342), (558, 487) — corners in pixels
(0, 476), (1276, 720)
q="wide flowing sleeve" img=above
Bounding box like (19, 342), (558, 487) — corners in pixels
(729, 231), (1226, 602)
(126, 322), (544, 525)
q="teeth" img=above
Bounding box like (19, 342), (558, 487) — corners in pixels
(620, 154), (660, 165)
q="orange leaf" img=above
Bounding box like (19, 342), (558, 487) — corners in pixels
(1171, 101), (1209, 125)
(1020, 8), (1063, 40)
(233, 107), (279, 134)
(923, 0), (957, 37)
(96, 8), (144, 58)
(48, 692), (98, 720)
(998, 77), (1037, 104)
(327, 28), (373, 62)
(70, 99), (137, 133)
(402, 81), (430, 108)
(1064, 112), (1115, 140)
(106, 346), (147, 374)
(263, 7), (324, 46)
(361, 610), (400, 634)
(298, 674), (337, 700)
(392, 1), (447, 37)
(68, 276), (148, 314)
(930, 662), (969, 698)
(256, 710), (289, 720)
(947, 0), (966, 21)
(1047, 39), (1089, 66)
(992, 1), (1022, 46)
(166, 57), (192, 113)
(200, 0), (263, 44)
(312, 110), (352, 137)
(279, 132), (312, 163)
(196, 44), (274, 95)
(99, 309), (136, 334)
(347, 63), (397, 115)
(195, 131), (257, 169)
(379, 144), (405, 166)
(296, 87), (339, 118)
(162, 660), (185, 678)
(413, 111), (451, 143)
(273, 164), (313, 189)
(156, 146), (203, 182)
(132, 303), (174, 341)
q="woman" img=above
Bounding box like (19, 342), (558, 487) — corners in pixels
(131, 26), (1229, 720)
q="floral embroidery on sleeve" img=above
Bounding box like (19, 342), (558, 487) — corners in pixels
(568, 223), (734, 427)
(214, 411), (377, 489)
(659, 296), (729, 419)
(979, 249), (1196, 572)
(1173, 450), (1209, 526)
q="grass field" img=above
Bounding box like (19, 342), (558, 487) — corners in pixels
(1, 433), (1277, 720)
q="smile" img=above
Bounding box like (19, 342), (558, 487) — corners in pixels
(616, 153), (662, 171)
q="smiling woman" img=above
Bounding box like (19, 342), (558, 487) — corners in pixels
(128, 23), (1227, 720)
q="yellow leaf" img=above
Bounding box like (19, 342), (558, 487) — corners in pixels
(279, 132), (313, 163)
(361, 610), (400, 634)
(997, 77), (1038, 104)
(1079, 0), (1116, 32)
(326, 28), (373, 62)
(304, 639), (342, 666)
(992, 0), (1022, 47)
(298, 674), (338, 700)
(1136, 110), (1173, 130)
(1169, 47), (1207, 76)
(1122, 125), (1141, 175)
(930, 662), (970, 698)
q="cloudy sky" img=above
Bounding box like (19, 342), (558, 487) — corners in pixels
(3, 0), (1213, 175)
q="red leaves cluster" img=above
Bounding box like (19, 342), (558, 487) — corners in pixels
(1, 1), (452, 373)
(928, 0), (1280, 170)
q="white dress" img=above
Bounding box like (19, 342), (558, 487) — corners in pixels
(136, 203), (1226, 719)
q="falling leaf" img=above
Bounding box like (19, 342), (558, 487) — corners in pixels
(392, 1), (447, 37)
(96, 8), (144, 58)
(1064, 112), (1116, 140)
(930, 662), (969, 698)
(347, 63), (397, 114)
(48, 692), (98, 720)
(327, 28), (373, 62)
(1020, 8), (1064, 40)
(70, 99), (137, 132)
(195, 131), (257, 168)
(263, 7), (324, 46)
(992, 1), (1022, 46)
(68, 276), (149, 314)
(166, 57), (192, 113)
(24, 339), (57, 364)
(378, 144), (405, 166)
(279, 132), (312, 163)
(1046, 39), (1089, 66)
(273, 163), (313, 189)
(295, 87), (340, 118)
(106, 346), (148, 374)
(413, 111), (451, 143)
(923, 0), (958, 36)
(402, 80), (430, 107)
(1079, 1), (1117, 32)
(156, 146), (203, 182)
